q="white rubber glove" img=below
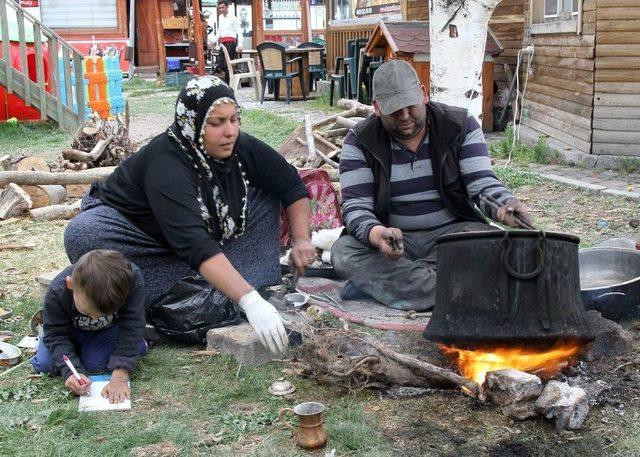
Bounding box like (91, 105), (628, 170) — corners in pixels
(238, 290), (289, 354)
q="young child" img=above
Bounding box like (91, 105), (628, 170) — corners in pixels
(31, 249), (146, 404)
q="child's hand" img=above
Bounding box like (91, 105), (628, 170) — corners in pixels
(101, 377), (130, 404)
(64, 373), (92, 396)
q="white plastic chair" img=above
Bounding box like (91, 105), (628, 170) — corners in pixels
(221, 46), (262, 101)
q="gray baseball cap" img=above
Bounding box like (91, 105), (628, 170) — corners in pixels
(372, 60), (424, 115)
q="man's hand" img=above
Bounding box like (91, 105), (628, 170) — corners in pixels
(369, 226), (404, 261)
(496, 198), (533, 229)
(289, 239), (316, 274)
(64, 373), (92, 396)
(238, 290), (289, 354)
(237, 47), (243, 54)
(102, 371), (130, 404)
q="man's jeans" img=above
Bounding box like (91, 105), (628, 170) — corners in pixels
(331, 221), (494, 311)
(31, 325), (147, 376)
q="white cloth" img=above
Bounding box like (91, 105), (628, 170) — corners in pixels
(238, 290), (289, 354)
(211, 13), (242, 43)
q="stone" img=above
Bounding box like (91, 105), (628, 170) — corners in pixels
(583, 380), (611, 406)
(501, 400), (538, 420)
(602, 188), (640, 200)
(35, 269), (62, 303)
(535, 380), (589, 431)
(206, 322), (274, 366)
(583, 311), (634, 361)
(486, 369), (543, 406)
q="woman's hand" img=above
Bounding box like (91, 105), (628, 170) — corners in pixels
(289, 239), (316, 273)
(238, 290), (289, 354)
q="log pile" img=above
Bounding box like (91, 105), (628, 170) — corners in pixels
(279, 99), (374, 180)
(50, 112), (134, 172)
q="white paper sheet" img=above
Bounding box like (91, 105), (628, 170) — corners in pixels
(78, 375), (131, 412)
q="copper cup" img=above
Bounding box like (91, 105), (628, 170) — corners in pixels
(278, 401), (327, 450)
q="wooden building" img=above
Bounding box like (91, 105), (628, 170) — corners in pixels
(520, 0), (640, 158)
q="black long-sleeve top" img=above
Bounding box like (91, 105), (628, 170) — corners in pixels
(94, 132), (308, 270)
(43, 264), (146, 380)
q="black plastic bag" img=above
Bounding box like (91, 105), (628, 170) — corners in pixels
(148, 276), (242, 344)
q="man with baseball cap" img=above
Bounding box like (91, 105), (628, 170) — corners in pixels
(331, 59), (530, 311)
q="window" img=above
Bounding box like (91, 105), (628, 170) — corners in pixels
(544, 0), (579, 18)
(530, 0), (580, 34)
(40, 0), (118, 29)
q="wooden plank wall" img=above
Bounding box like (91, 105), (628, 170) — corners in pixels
(520, 0), (595, 154)
(592, 0), (640, 157)
(489, 0), (526, 89)
(405, 0), (428, 20)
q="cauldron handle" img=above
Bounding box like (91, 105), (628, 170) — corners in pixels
(501, 231), (548, 280)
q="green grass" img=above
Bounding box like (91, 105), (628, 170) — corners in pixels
(0, 122), (72, 163)
(493, 167), (541, 189)
(241, 109), (299, 150)
(489, 123), (561, 165)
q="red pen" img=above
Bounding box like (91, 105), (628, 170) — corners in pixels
(63, 355), (91, 396)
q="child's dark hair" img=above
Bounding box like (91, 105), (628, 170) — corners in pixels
(72, 250), (133, 314)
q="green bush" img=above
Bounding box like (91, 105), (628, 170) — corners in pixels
(489, 123), (561, 165)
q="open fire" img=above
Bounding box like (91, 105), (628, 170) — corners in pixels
(440, 340), (584, 385)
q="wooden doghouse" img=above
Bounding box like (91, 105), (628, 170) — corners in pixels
(364, 21), (502, 131)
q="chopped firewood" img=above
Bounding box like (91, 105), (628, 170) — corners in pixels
(0, 184), (33, 219)
(22, 185), (67, 209)
(0, 242), (36, 251)
(51, 113), (134, 172)
(336, 98), (374, 114)
(65, 184), (91, 198)
(29, 200), (81, 221)
(318, 128), (348, 138)
(0, 167), (116, 187)
(298, 327), (482, 398)
(304, 114), (318, 168)
(296, 138), (338, 169)
(15, 156), (50, 172)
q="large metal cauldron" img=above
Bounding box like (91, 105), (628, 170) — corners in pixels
(580, 247), (640, 320)
(424, 230), (592, 347)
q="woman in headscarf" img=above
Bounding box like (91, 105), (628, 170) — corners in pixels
(64, 76), (316, 355)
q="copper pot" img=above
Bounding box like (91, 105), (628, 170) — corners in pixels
(278, 402), (327, 450)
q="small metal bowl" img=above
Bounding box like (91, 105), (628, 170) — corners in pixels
(0, 307), (13, 321)
(268, 377), (296, 396)
(284, 292), (310, 309)
(0, 342), (22, 366)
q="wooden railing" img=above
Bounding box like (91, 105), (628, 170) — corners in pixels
(0, 0), (85, 130)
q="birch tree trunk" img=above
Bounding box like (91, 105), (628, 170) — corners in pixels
(429, 0), (501, 122)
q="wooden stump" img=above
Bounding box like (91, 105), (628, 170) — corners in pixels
(65, 184), (91, 199)
(0, 184), (33, 219)
(22, 185), (67, 209)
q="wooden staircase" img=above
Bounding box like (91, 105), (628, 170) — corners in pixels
(0, 0), (85, 131)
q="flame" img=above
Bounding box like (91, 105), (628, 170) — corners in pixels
(440, 341), (583, 385)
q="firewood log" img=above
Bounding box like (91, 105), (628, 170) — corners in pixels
(296, 138), (338, 169)
(89, 134), (115, 162)
(335, 116), (359, 130)
(0, 184), (33, 219)
(21, 185), (67, 209)
(14, 156), (50, 172)
(319, 128), (348, 138)
(61, 149), (93, 163)
(336, 99), (374, 115)
(0, 167), (116, 187)
(65, 184), (91, 198)
(29, 200), (81, 221)
(304, 115), (318, 168)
